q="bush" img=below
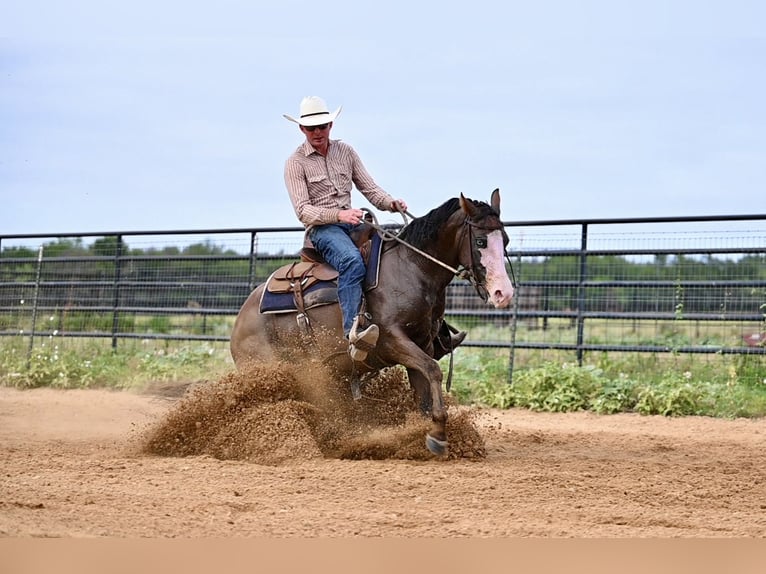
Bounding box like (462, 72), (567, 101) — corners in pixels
(511, 363), (602, 412)
(635, 376), (708, 416)
(591, 376), (639, 414)
(11, 343), (95, 389)
(449, 353), (766, 418)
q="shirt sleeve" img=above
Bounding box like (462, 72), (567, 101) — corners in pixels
(284, 156), (341, 227)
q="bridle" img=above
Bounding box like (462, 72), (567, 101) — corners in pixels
(361, 207), (517, 299)
(459, 218), (500, 302)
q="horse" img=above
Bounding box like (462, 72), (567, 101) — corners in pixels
(230, 189), (515, 456)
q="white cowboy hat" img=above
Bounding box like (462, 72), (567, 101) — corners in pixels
(283, 96), (342, 126)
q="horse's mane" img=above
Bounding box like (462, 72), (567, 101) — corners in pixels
(397, 197), (498, 249)
(397, 198), (461, 248)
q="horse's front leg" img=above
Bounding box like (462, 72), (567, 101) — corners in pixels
(406, 367), (448, 455)
(380, 330), (448, 456)
(406, 367), (431, 415)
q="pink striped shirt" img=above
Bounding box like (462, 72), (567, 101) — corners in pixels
(284, 139), (396, 229)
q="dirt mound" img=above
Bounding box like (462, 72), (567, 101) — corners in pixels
(140, 360), (486, 463)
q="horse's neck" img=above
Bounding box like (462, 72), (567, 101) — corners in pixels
(426, 224), (463, 275)
(384, 213), (465, 288)
(406, 237), (461, 290)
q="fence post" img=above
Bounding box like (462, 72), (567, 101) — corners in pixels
(576, 223), (589, 366)
(508, 253), (521, 385)
(26, 245), (44, 368)
(542, 259), (549, 331)
(111, 235), (124, 349)
(247, 232), (258, 291)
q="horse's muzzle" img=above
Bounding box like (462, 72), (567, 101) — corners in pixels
(490, 288), (513, 309)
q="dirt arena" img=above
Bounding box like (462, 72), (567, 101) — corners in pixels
(1, 361), (765, 538)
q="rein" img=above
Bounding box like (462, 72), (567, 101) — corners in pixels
(361, 208), (470, 279)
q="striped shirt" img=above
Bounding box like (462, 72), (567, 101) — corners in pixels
(284, 139), (396, 229)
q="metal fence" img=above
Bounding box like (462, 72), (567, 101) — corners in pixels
(1, 214), (765, 381)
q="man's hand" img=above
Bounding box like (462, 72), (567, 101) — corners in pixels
(390, 199), (408, 213)
(338, 208), (365, 225)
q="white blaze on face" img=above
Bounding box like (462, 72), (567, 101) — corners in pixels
(478, 230), (514, 308)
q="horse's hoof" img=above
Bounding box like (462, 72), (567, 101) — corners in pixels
(426, 434), (448, 456)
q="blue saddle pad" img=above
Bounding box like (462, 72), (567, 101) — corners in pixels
(259, 281), (338, 314)
(364, 232), (382, 290)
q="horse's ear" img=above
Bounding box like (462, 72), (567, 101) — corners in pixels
(490, 188), (501, 215)
(459, 193), (479, 218)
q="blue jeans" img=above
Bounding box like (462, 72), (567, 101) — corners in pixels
(308, 223), (367, 337)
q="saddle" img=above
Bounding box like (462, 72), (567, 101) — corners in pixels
(266, 261), (338, 294)
(258, 227), (383, 318)
(259, 261), (339, 319)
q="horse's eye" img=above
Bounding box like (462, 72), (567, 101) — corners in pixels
(475, 237), (488, 249)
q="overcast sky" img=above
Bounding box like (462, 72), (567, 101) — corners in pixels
(1, 0), (764, 237)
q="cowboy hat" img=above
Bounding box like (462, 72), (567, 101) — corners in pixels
(283, 96), (342, 126)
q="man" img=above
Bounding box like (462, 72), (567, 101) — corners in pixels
(283, 96), (408, 362)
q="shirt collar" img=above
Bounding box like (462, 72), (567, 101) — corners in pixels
(301, 140), (335, 157)
(301, 139), (337, 157)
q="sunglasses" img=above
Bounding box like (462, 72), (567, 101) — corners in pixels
(304, 123), (330, 132)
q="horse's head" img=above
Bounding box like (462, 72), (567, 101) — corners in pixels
(458, 189), (515, 308)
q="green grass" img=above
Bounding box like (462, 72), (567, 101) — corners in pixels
(441, 316), (766, 418)
(2, 334), (765, 419)
(0, 337), (233, 390)
(446, 347), (766, 418)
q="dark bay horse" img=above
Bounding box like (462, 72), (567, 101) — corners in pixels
(230, 189), (514, 456)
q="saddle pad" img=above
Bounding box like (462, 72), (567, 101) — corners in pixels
(364, 232), (383, 291)
(259, 282), (339, 314)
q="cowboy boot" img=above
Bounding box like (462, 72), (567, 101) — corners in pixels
(348, 315), (379, 362)
(432, 320), (467, 360)
(349, 324), (379, 362)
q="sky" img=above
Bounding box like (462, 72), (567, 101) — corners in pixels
(1, 0), (765, 237)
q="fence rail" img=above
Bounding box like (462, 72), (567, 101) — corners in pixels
(2, 213), (765, 382)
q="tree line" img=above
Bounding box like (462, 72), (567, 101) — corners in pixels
(1, 237), (765, 316)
